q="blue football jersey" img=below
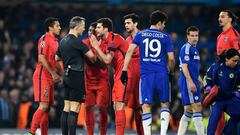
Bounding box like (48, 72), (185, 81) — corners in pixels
(132, 28), (174, 74)
(179, 42), (200, 81)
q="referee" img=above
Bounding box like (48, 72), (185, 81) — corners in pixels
(55, 16), (95, 135)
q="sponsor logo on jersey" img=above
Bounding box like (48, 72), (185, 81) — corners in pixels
(194, 55), (200, 60)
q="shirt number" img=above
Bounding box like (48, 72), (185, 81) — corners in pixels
(143, 38), (161, 58)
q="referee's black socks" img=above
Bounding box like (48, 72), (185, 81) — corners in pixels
(68, 111), (78, 135)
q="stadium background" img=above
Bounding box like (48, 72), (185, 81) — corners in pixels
(0, 0), (239, 134)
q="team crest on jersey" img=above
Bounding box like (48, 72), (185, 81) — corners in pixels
(40, 41), (46, 47)
(229, 73), (234, 79)
(184, 56), (190, 61)
(223, 37), (228, 42)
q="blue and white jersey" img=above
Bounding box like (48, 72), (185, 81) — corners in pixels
(179, 42), (200, 81)
(132, 28), (174, 74)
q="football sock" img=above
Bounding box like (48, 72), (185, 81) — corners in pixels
(29, 109), (45, 134)
(125, 107), (133, 129)
(115, 110), (126, 135)
(85, 108), (94, 135)
(142, 113), (152, 135)
(99, 108), (108, 135)
(160, 107), (170, 135)
(177, 111), (193, 135)
(40, 111), (48, 135)
(193, 112), (204, 135)
(61, 111), (69, 135)
(135, 112), (144, 135)
(68, 111), (78, 135)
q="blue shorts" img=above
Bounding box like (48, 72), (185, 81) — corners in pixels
(178, 77), (201, 105)
(139, 72), (170, 104)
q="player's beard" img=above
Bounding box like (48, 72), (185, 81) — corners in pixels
(127, 29), (133, 34)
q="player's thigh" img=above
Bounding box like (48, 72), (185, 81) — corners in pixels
(178, 78), (201, 105)
(33, 75), (54, 104)
(139, 73), (155, 105)
(96, 83), (110, 107)
(85, 88), (96, 107)
(156, 72), (170, 103)
(112, 79), (126, 102)
(127, 77), (141, 109)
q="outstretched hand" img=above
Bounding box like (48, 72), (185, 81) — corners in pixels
(90, 35), (101, 49)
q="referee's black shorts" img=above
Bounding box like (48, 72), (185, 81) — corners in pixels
(63, 70), (85, 102)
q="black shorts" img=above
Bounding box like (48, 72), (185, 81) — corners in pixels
(63, 70), (85, 102)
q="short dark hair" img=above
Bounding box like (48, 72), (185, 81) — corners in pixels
(219, 48), (240, 62)
(97, 18), (113, 32)
(150, 10), (168, 25)
(44, 17), (59, 32)
(186, 26), (199, 35)
(69, 16), (85, 29)
(90, 22), (97, 29)
(123, 13), (139, 23)
(221, 10), (238, 26)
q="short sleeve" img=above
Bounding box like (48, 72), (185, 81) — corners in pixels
(108, 34), (122, 52)
(180, 45), (191, 64)
(166, 35), (174, 52)
(132, 32), (141, 46)
(72, 39), (90, 54)
(38, 38), (49, 56)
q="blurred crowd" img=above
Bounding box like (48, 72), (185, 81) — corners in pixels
(0, 1), (239, 132)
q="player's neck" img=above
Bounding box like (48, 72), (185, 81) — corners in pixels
(150, 25), (158, 30)
(222, 24), (232, 32)
(103, 32), (109, 40)
(48, 31), (56, 38)
(131, 28), (138, 37)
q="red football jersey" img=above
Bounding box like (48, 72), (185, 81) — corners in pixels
(34, 32), (59, 79)
(104, 32), (129, 81)
(82, 38), (109, 89)
(126, 35), (140, 58)
(126, 35), (140, 78)
(216, 27), (240, 55)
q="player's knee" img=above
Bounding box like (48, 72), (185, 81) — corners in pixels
(161, 102), (169, 108)
(114, 101), (125, 111)
(39, 102), (49, 112)
(142, 104), (151, 113)
(98, 106), (107, 111)
(86, 105), (94, 112)
(192, 103), (202, 112)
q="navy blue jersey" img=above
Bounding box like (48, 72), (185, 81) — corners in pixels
(203, 61), (221, 90)
(179, 42), (200, 82)
(132, 28), (174, 74)
(213, 63), (240, 100)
